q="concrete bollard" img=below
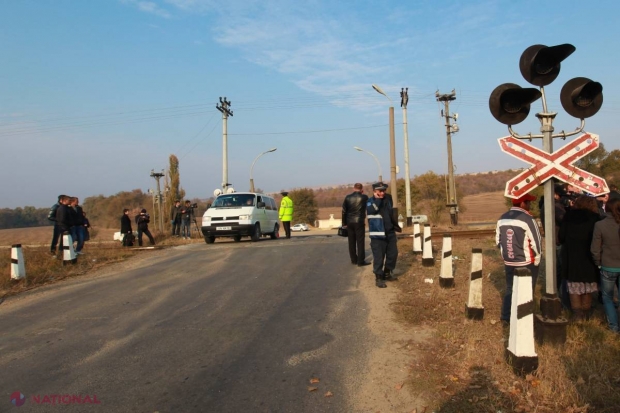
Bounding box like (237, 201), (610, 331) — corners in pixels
(422, 224), (434, 267)
(466, 248), (484, 319)
(505, 268), (538, 374)
(62, 232), (77, 265)
(439, 234), (454, 288)
(10, 244), (26, 280)
(412, 223), (422, 255)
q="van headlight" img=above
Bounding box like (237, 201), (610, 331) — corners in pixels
(238, 214), (250, 220)
(203, 216), (211, 224)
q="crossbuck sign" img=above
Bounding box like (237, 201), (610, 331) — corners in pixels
(499, 133), (609, 198)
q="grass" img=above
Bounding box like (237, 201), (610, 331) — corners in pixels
(392, 237), (620, 413)
(0, 233), (202, 298)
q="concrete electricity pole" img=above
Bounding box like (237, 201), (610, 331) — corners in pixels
(150, 169), (165, 232)
(401, 87), (412, 226)
(436, 90), (459, 225)
(216, 97), (233, 192)
(372, 84), (398, 221)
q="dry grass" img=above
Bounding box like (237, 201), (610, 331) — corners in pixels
(393, 237), (620, 413)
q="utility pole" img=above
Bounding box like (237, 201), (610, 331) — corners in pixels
(150, 169), (165, 232)
(436, 90), (459, 225)
(401, 87), (412, 226)
(216, 97), (233, 192)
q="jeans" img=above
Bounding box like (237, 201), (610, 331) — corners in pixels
(172, 220), (181, 236)
(501, 264), (539, 321)
(600, 270), (620, 332)
(72, 226), (85, 252)
(181, 220), (191, 238)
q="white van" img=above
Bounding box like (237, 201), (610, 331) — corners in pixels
(201, 192), (279, 244)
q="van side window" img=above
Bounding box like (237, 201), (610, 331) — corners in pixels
(264, 197), (273, 210)
(269, 198), (277, 210)
(257, 196), (264, 208)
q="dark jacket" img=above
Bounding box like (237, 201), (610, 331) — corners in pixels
(73, 205), (85, 226)
(171, 205), (182, 222)
(558, 209), (600, 283)
(181, 206), (194, 222)
(367, 196), (396, 239)
(342, 191), (368, 225)
(56, 204), (72, 232)
(135, 213), (150, 229)
(591, 213), (620, 269)
(495, 207), (542, 266)
(121, 214), (132, 233)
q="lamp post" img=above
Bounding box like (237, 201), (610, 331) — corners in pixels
(354, 146), (382, 182)
(250, 148), (277, 192)
(372, 84), (398, 220)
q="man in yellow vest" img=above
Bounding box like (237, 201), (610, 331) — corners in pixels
(279, 191), (294, 239)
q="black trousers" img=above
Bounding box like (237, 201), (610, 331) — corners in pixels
(138, 228), (155, 246)
(172, 220), (181, 236)
(50, 224), (62, 253)
(282, 221), (291, 238)
(347, 222), (366, 264)
(370, 232), (398, 279)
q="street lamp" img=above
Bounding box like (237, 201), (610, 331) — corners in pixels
(354, 146), (382, 182)
(372, 84), (398, 220)
(250, 148), (277, 192)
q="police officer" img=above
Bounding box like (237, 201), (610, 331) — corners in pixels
(279, 191), (294, 239)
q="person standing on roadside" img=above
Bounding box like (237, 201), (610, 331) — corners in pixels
(342, 183), (369, 266)
(136, 208), (156, 246)
(279, 191), (294, 239)
(496, 193), (542, 323)
(170, 200), (182, 237)
(181, 200), (193, 240)
(591, 197), (620, 333)
(70, 197), (86, 255)
(121, 208), (133, 247)
(55, 195), (73, 257)
(48, 194), (66, 256)
(367, 182), (401, 288)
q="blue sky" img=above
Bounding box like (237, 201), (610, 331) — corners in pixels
(1, 0), (619, 208)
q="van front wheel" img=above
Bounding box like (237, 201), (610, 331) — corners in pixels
(205, 236), (215, 244)
(251, 223), (261, 242)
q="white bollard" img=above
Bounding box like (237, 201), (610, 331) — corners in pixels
(466, 248), (484, 319)
(439, 234), (454, 288)
(422, 224), (434, 267)
(412, 223), (422, 255)
(10, 244), (26, 280)
(506, 268), (538, 374)
(62, 233), (77, 265)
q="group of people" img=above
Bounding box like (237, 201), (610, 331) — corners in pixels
(120, 208), (156, 247)
(342, 182), (401, 288)
(170, 200), (196, 239)
(49, 194), (91, 256)
(496, 182), (620, 333)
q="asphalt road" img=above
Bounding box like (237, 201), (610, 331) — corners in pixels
(0, 234), (376, 413)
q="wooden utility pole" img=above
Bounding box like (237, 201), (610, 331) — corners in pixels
(436, 90), (459, 225)
(150, 169), (165, 232)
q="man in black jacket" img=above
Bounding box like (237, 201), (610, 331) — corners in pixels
(121, 209), (133, 247)
(342, 183), (370, 266)
(49, 194), (66, 255)
(170, 200), (182, 236)
(136, 208), (156, 246)
(55, 195), (73, 257)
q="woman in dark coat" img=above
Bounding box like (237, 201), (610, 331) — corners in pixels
(558, 195), (601, 320)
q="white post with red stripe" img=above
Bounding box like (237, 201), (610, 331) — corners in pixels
(506, 267), (538, 374)
(422, 224), (434, 267)
(10, 244), (26, 280)
(439, 234), (454, 287)
(412, 223), (422, 254)
(466, 248), (484, 319)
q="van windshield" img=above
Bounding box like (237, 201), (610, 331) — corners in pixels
(212, 194), (255, 208)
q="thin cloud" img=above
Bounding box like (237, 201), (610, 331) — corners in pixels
(122, 0), (173, 18)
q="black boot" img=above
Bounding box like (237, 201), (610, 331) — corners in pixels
(384, 269), (397, 282)
(375, 278), (387, 288)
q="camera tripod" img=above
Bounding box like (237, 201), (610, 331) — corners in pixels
(191, 219), (200, 239)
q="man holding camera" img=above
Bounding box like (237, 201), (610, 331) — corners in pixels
(181, 200), (194, 240)
(136, 208), (156, 246)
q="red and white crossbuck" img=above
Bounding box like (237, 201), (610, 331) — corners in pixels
(499, 133), (609, 198)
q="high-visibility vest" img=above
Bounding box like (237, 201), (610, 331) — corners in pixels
(279, 196), (294, 221)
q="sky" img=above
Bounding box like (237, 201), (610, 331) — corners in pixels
(1, 0), (619, 208)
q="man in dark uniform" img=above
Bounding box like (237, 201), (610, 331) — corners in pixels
(342, 183), (369, 266)
(121, 208), (133, 247)
(366, 182), (401, 288)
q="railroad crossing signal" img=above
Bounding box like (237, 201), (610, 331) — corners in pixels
(500, 132), (609, 198)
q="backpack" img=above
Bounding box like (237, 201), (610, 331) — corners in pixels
(125, 232), (135, 246)
(48, 203), (59, 222)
